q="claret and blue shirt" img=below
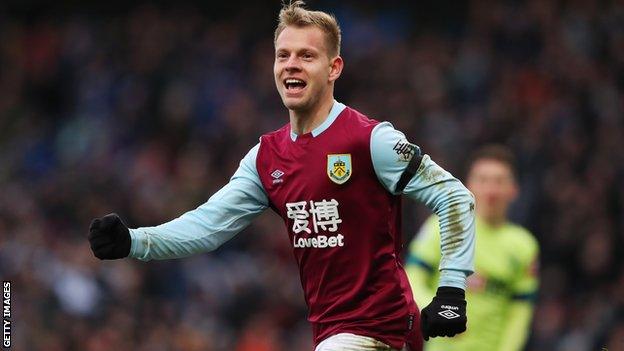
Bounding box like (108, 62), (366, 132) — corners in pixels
(127, 100), (476, 348)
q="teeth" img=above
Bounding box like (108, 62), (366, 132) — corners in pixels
(285, 79), (305, 84)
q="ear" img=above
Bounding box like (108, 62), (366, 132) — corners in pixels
(508, 179), (519, 202)
(328, 56), (344, 83)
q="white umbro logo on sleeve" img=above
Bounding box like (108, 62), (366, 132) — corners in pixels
(271, 170), (284, 184)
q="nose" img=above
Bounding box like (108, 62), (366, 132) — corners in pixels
(285, 55), (302, 72)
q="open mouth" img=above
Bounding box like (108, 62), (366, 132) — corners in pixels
(284, 78), (307, 93)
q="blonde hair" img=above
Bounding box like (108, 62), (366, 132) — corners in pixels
(274, 0), (342, 57)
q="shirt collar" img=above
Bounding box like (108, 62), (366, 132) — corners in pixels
(290, 100), (346, 141)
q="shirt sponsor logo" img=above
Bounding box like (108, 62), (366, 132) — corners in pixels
(286, 199), (344, 248)
(327, 154), (352, 184)
(293, 234), (345, 248)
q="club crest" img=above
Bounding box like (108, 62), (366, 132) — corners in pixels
(327, 154), (352, 184)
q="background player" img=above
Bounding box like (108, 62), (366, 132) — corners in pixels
(407, 145), (539, 351)
(88, 1), (476, 350)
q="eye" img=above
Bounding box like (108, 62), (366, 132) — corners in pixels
(277, 52), (289, 59)
(302, 53), (313, 60)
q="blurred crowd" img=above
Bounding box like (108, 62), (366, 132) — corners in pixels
(0, 0), (623, 350)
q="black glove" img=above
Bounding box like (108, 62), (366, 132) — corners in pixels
(88, 213), (131, 260)
(420, 286), (467, 340)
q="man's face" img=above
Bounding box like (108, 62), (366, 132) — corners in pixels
(467, 159), (518, 222)
(274, 26), (339, 112)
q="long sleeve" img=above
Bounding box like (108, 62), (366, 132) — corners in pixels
(128, 143), (268, 261)
(370, 122), (476, 289)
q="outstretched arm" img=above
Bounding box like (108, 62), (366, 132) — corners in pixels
(89, 143), (268, 261)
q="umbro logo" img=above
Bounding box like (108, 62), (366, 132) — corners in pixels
(438, 309), (461, 320)
(271, 169), (284, 184)
(271, 170), (284, 179)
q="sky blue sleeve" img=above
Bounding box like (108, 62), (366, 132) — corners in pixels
(370, 122), (476, 289)
(128, 143), (268, 261)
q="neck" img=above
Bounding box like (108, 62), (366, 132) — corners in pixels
(479, 212), (507, 228)
(289, 93), (335, 135)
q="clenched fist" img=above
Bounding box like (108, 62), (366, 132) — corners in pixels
(88, 213), (131, 260)
(420, 287), (467, 340)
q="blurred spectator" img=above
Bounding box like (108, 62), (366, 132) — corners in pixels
(407, 145), (539, 351)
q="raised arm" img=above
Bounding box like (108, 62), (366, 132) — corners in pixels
(88, 143), (268, 261)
